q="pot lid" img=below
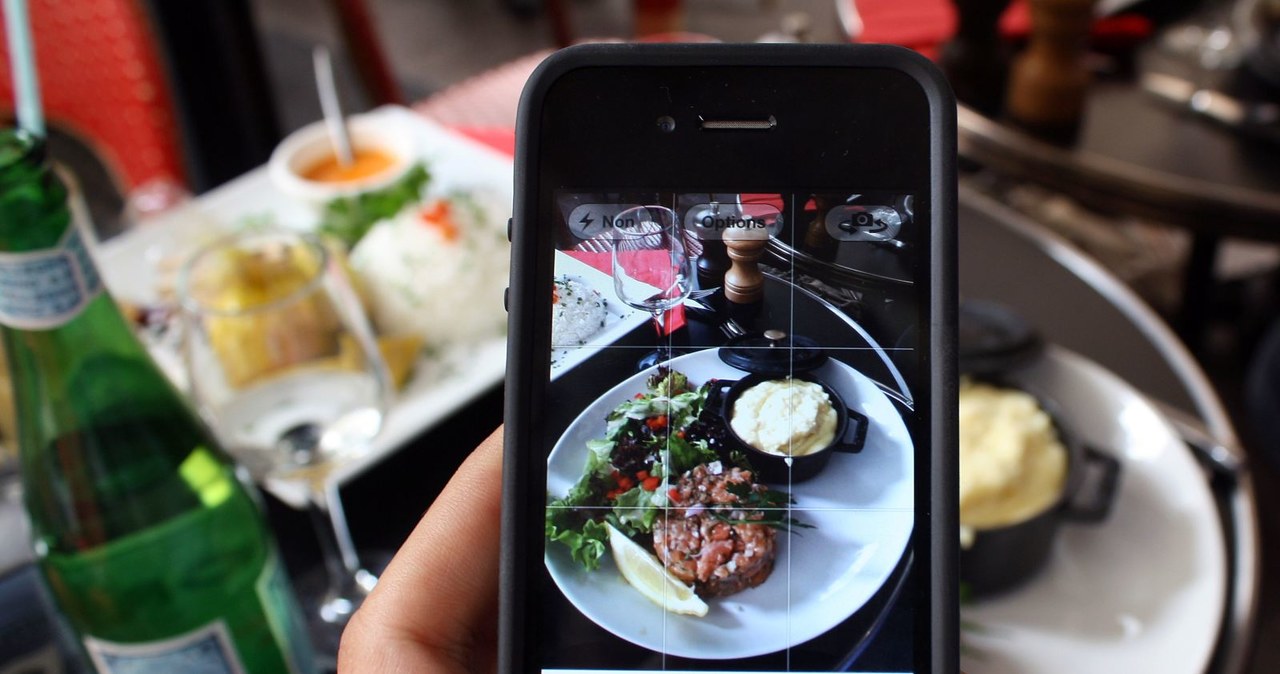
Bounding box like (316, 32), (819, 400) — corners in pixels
(718, 329), (828, 376)
(959, 300), (1043, 376)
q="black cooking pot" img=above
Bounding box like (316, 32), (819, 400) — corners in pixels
(712, 330), (869, 483)
(958, 300), (1123, 597)
(959, 382), (1122, 597)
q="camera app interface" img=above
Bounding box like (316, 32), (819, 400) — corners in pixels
(540, 191), (920, 673)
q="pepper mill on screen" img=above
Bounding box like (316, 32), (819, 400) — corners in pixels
(723, 229), (766, 305)
(1006, 0), (1097, 142)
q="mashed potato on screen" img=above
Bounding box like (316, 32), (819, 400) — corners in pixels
(730, 378), (837, 457)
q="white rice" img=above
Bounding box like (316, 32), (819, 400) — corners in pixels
(551, 276), (608, 347)
(350, 191), (510, 345)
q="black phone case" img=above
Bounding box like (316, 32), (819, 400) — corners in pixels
(503, 42), (957, 673)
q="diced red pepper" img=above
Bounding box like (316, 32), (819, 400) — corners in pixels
(668, 488), (682, 503)
(675, 430), (686, 440)
(617, 476), (635, 490)
(636, 470), (649, 480)
(645, 415), (668, 431)
(641, 476), (661, 492)
(421, 199), (448, 220)
(418, 200), (459, 242)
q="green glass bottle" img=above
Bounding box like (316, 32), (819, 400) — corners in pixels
(0, 129), (317, 673)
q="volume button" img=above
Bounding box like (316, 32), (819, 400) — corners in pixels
(504, 287), (510, 312)
(507, 217), (513, 242)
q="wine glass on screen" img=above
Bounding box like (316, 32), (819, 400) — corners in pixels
(610, 205), (694, 367)
(177, 229), (393, 660)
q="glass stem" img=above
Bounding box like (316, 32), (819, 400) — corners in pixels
(306, 496), (351, 593)
(324, 481), (363, 574)
(307, 480), (373, 626)
(653, 310), (671, 360)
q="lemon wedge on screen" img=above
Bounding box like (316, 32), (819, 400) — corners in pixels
(607, 523), (708, 617)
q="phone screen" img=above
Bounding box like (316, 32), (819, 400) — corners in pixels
(537, 188), (923, 673)
(506, 45), (955, 674)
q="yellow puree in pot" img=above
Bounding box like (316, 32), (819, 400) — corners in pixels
(959, 379), (1068, 534)
(730, 378), (837, 457)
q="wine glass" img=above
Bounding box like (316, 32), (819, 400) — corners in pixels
(177, 229), (393, 660)
(610, 205), (694, 366)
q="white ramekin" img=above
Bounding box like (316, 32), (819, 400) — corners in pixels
(268, 113), (416, 208)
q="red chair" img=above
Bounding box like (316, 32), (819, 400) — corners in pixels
(328, 0), (405, 106)
(841, 0), (1031, 59)
(0, 0), (187, 191)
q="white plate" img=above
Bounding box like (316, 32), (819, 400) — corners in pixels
(960, 347), (1227, 674)
(545, 348), (915, 660)
(550, 252), (649, 379)
(94, 106), (515, 495)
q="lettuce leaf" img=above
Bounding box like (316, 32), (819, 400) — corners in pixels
(546, 512), (609, 571)
(665, 433), (718, 475)
(318, 163), (430, 247)
(611, 485), (667, 533)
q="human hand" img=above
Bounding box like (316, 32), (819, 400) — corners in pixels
(337, 426), (503, 673)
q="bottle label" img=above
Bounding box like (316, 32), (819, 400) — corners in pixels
(84, 621), (247, 674)
(77, 552), (311, 674)
(0, 222), (103, 330)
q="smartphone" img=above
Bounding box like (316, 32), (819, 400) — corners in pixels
(503, 43), (957, 673)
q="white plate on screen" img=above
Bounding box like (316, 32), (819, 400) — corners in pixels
(545, 347), (915, 659)
(94, 105), (515, 493)
(960, 347), (1227, 673)
(550, 251), (649, 379)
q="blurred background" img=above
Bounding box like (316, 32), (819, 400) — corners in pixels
(2, 0), (1279, 672)
(247, 10), (1280, 664)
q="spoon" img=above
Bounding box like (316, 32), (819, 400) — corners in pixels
(313, 45), (354, 167)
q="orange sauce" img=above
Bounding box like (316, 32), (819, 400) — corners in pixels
(301, 148), (397, 184)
